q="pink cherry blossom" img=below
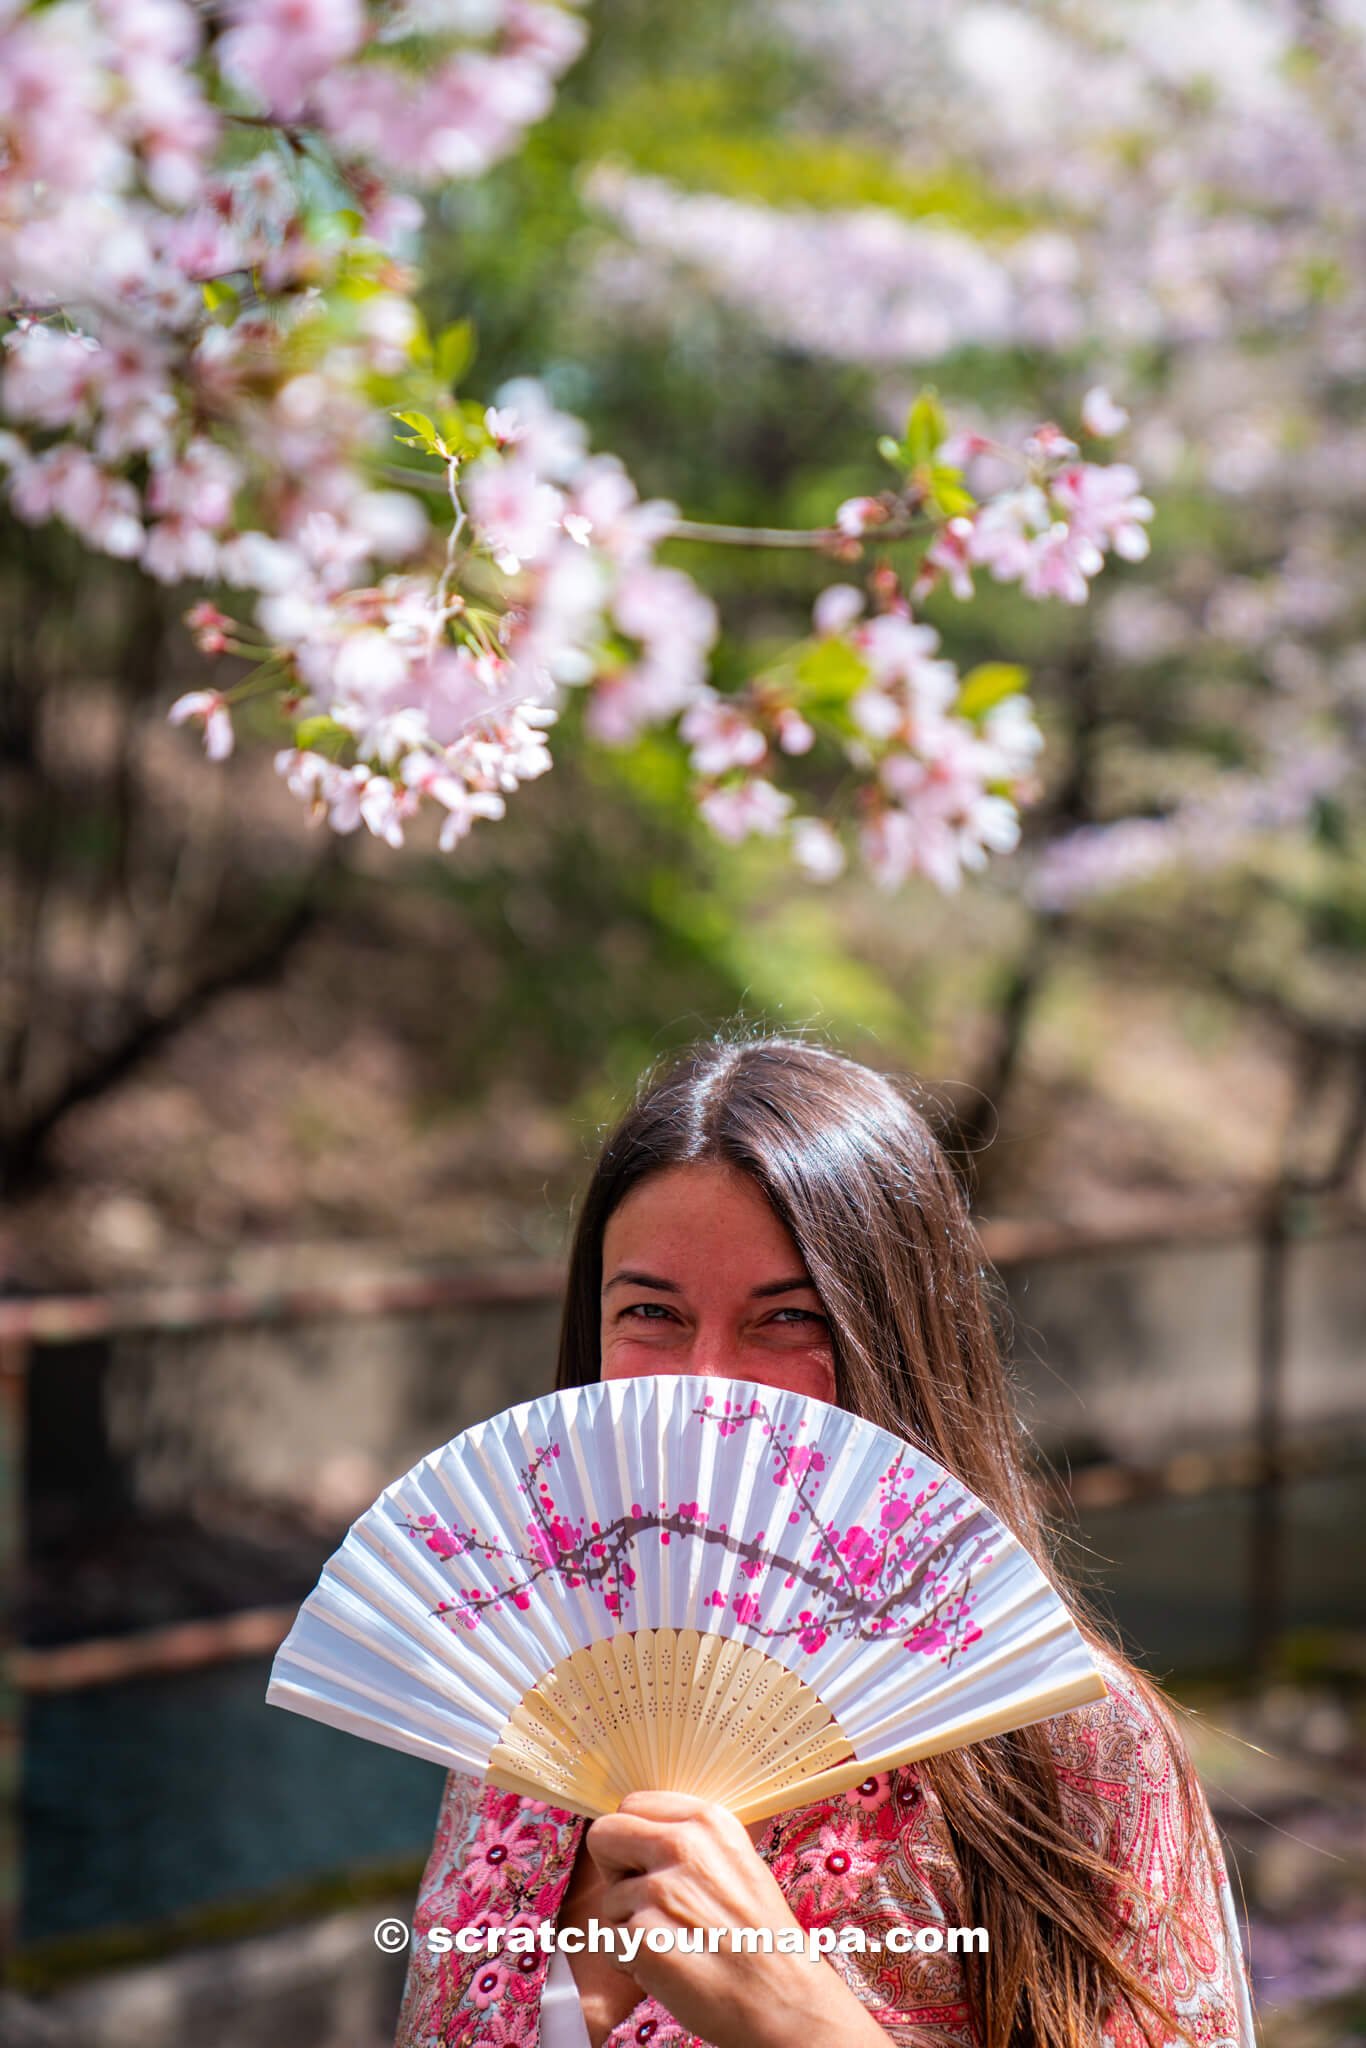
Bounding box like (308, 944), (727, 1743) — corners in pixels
(483, 376), (587, 484)
(698, 777), (794, 843)
(835, 494), (885, 538)
(217, 0), (366, 125)
(861, 796), (981, 895)
(1, 324), (100, 430)
(168, 688), (234, 760)
(463, 454), (563, 572)
(185, 601), (230, 654)
(679, 690), (768, 776)
(980, 695), (1045, 781)
(1082, 385), (1130, 437)
(1051, 461), (1154, 562)
(483, 405), (525, 449)
(1020, 523), (1101, 605)
(812, 582), (865, 636)
(146, 437), (240, 529)
(561, 454), (676, 565)
(790, 816), (846, 881)
(142, 515), (219, 583)
(855, 612), (958, 714)
(880, 735), (1023, 883)
(775, 706), (815, 754)
(966, 484), (1051, 583)
(1023, 422), (1079, 464)
(917, 516), (976, 601)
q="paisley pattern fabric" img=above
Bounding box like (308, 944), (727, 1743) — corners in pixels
(393, 1652), (1256, 2048)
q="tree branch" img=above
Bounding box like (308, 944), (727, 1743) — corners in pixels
(1, 856), (339, 1196)
(375, 467), (927, 553)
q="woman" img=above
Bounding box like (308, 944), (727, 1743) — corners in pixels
(394, 1035), (1256, 2048)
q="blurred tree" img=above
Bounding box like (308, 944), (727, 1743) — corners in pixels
(5, 0), (1363, 1248)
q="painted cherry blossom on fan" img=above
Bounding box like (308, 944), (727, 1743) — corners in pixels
(396, 1390), (991, 1668)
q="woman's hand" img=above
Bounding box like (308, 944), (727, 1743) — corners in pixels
(585, 1790), (896, 2048)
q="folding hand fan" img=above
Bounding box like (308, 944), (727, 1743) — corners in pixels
(266, 1374), (1107, 1826)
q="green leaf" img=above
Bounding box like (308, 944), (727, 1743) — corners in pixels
(905, 388), (948, 468)
(454, 398), (495, 453)
(955, 662), (1029, 720)
(293, 715), (353, 751)
(876, 434), (906, 470)
(436, 318), (476, 389)
(434, 405), (479, 455)
(201, 279), (238, 313)
(928, 465), (975, 518)
(795, 637), (872, 709)
(391, 410), (448, 457)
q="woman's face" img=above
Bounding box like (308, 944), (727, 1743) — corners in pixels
(598, 1161), (837, 1402)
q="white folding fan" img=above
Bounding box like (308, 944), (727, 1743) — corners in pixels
(266, 1374), (1107, 1825)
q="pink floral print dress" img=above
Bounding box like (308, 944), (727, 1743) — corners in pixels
(393, 1651), (1256, 2048)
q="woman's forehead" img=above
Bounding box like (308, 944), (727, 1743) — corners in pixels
(602, 1162), (809, 1273)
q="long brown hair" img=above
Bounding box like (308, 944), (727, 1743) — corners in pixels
(555, 1032), (1233, 2048)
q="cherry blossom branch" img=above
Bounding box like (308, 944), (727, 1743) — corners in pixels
(400, 1496), (990, 1650)
(664, 517), (849, 551)
(0, 0), (1153, 894)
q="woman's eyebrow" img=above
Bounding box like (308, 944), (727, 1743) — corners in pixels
(601, 1271), (816, 1297)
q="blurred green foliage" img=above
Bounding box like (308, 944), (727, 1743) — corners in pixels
(381, 0), (1098, 1129)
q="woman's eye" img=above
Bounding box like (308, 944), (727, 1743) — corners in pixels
(622, 1302), (675, 1321)
(771, 1308), (825, 1326)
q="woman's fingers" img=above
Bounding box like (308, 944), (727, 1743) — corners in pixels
(598, 1874), (653, 1926)
(616, 1791), (711, 1821)
(585, 1809), (684, 1880)
(587, 1793), (755, 1885)
(618, 1790), (754, 1852)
